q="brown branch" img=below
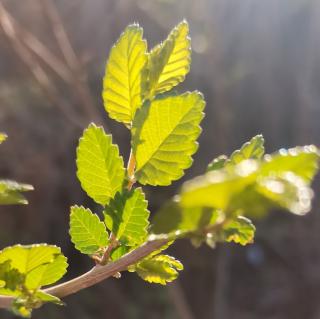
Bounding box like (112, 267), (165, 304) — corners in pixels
(0, 238), (168, 309)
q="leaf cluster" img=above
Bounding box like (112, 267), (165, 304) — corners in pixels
(0, 21), (319, 318)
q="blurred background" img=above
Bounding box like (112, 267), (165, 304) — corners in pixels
(1, 0), (320, 318)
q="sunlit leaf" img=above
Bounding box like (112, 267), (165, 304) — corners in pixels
(181, 160), (259, 210)
(103, 24), (147, 124)
(70, 205), (109, 255)
(207, 135), (264, 172)
(0, 261), (24, 291)
(152, 199), (218, 235)
(256, 173), (313, 215)
(228, 135), (265, 165)
(221, 216), (255, 246)
(207, 155), (227, 172)
(132, 91), (205, 185)
(129, 254), (183, 285)
(146, 21), (191, 99)
(260, 145), (319, 183)
(76, 124), (125, 205)
(0, 133), (7, 144)
(0, 180), (33, 205)
(34, 291), (64, 306)
(104, 187), (149, 246)
(25, 255), (68, 289)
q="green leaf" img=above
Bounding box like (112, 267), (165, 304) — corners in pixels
(12, 298), (32, 318)
(130, 254), (183, 285)
(0, 245), (64, 275)
(0, 261), (25, 291)
(0, 180), (33, 205)
(181, 160), (259, 210)
(221, 216), (255, 246)
(0, 244), (67, 301)
(35, 291), (64, 306)
(103, 24), (147, 124)
(0, 133), (7, 144)
(152, 199), (218, 235)
(207, 155), (227, 172)
(146, 21), (191, 99)
(25, 254), (68, 289)
(104, 187), (150, 246)
(70, 205), (109, 255)
(11, 291), (63, 318)
(260, 145), (319, 183)
(207, 135), (265, 172)
(228, 135), (265, 165)
(76, 124), (125, 205)
(256, 173), (313, 215)
(132, 91), (205, 185)
(111, 246), (129, 261)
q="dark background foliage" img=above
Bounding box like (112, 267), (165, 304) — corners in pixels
(1, 0), (320, 318)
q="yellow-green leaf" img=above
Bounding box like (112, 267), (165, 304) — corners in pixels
(129, 254), (183, 285)
(0, 244), (68, 292)
(0, 180), (33, 205)
(25, 254), (68, 289)
(76, 124), (125, 205)
(0, 133), (7, 144)
(70, 205), (109, 255)
(104, 188), (149, 246)
(132, 91), (205, 186)
(103, 24), (147, 124)
(146, 21), (191, 99)
(222, 216), (255, 246)
(260, 145), (319, 183)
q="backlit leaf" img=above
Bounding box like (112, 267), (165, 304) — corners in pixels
(129, 254), (183, 285)
(70, 205), (109, 255)
(103, 24), (147, 124)
(228, 135), (265, 165)
(0, 133), (7, 144)
(260, 145), (319, 183)
(76, 124), (125, 205)
(104, 188), (149, 246)
(0, 180), (33, 205)
(146, 21), (191, 99)
(221, 216), (255, 246)
(132, 91), (205, 185)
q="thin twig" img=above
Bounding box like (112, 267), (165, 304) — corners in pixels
(0, 238), (168, 309)
(0, 2), (85, 128)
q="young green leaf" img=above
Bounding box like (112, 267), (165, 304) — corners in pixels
(207, 135), (265, 172)
(129, 254), (183, 285)
(104, 187), (150, 246)
(70, 205), (109, 255)
(76, 124), (125, 205)
(0, 245), (63, 275)
(0, 180), (33, 205)
(146, 21), (191, 99)
(0, 261), (24, 291)
(0, 133), (7, 144)
(103, 24), (147, 124)
(260, 145), (319, 183)
(228, 135), (265, 165)
(152, 199), (218, 236)
(221, 216), (255, 246)
(132, 91), (205, 186)
(181, 160), (258, 210)
(207, 155), (227, 172)
(25, 254), (68, 289)
(256, 173), (313, 215)
(34, 290), (64, 306)
(0, 244), (68, 302)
